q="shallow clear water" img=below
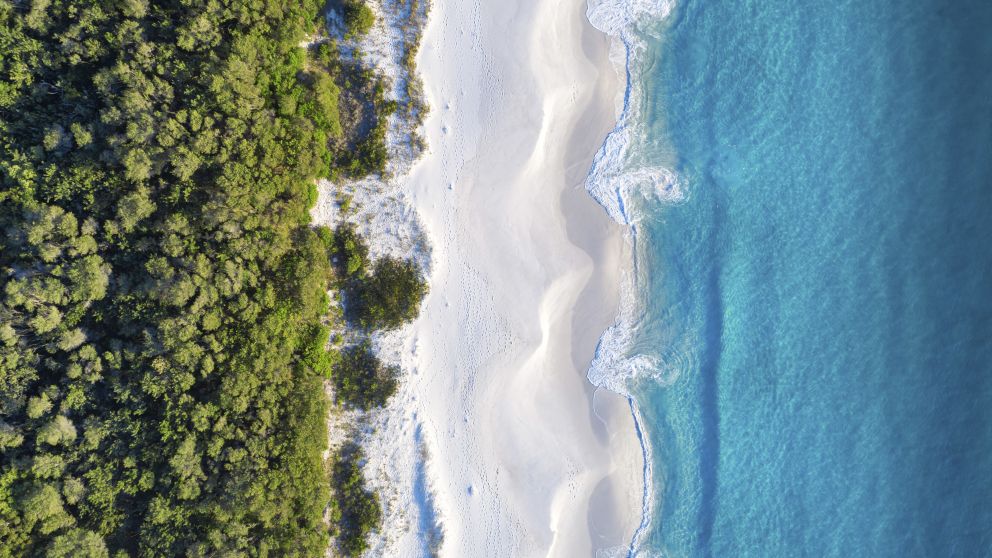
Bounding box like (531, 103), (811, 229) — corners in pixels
(626, 0), (992, 555)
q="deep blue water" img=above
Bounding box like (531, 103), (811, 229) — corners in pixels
(628, 0), (992, 555)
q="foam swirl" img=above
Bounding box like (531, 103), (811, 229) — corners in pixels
(584, 1), (679, 555)
(587, 0), (674, 37)
(584, 0), (681, 389)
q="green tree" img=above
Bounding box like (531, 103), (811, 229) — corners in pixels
(0, 422), (24, 450)
(343, 0), (376, 37)
(331, 224), (369, 278)
(45, 528), (109, 558)
(26, 394), (52, 419)
(353, 257), (428, 330)
(36, 416), (77, 447)
(331, 443), (382, 557)
(20, 483), (73, 536)
(332, 342), (399, 410)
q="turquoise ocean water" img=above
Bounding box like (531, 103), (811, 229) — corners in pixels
(595, 0), (992, 555)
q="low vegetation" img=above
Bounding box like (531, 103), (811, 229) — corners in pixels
(328, 443), (381, 557)
(330, 225), (428, 331)
(399, 0), (431, 153)
(353, 257), (429, 330)
(343, 0), (376, 38)
(332, 342), (399, 411)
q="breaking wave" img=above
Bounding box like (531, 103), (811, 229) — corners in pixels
(584, 1), (681, 555)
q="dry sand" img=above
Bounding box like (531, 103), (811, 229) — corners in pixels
(402, 0), (644, 554)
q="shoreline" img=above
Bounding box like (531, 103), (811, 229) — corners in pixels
(561, 5), (645, 553)
(315, 0), (651, 555)
(397, 0), (644, 555)
(581, 2), (683, 552)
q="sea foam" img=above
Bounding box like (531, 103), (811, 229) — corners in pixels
(584, 1), (680, 555)
(584, 0), (683, 391)
(587, 0), (673, 37)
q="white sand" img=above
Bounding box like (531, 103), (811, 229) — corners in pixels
(394, 0), (645, 555)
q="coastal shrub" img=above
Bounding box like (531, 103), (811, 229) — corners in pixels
(330, 443), (382, 557)
(343, 0), (376, 37)
(309, 71), (345, 138)
(350, 116), (390, 176)
(331, 224), (370, 278)
(352, 256), (429, 330)
(320, 47), (393, 179)
(337, 89), (394, 178)
(333, 342), (399, 410)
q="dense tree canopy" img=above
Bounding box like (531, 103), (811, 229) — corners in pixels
(0, 0), (380, 555)
(1, 0), (416, 554)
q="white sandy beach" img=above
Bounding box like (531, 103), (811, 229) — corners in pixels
(314, 0), (646, 555)
(397, 0), (644, 555)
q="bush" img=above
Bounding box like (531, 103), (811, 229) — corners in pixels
(353, 257), (427, 330)
(330, 224), (369, 278)
(343, 0), (375, 37)
(332, 342), (398, 410)
(310, 72), (344, 138)
(330, 443), (381, 557)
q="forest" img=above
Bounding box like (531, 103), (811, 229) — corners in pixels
(0, 0), (424, 556)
